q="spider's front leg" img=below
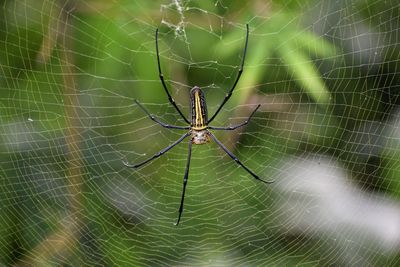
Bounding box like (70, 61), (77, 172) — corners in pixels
(208, 24), (249, 124)
(155, 28), (190, 124)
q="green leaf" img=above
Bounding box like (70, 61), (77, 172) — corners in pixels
(279, 43), (331, 104)
(295, 31), (337, 59)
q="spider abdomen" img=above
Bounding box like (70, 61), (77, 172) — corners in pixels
(190, 86), (208, 130)
(191, 130), (211, 144)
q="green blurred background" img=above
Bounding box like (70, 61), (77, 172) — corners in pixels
(1, 0), (400, 266)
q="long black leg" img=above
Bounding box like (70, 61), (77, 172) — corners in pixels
(208, 104), (260, 131)
(208, 24), (249, 124)
(175, 139), (192, 226)
(123, 132), (190, 168)
(208, 132), (274, 184)
(156, 28), (190, 124)
(135, 100), (190, 130)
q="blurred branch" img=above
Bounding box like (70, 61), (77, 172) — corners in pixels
(36, 1), (61, 64)
(16, 3), (84, 266)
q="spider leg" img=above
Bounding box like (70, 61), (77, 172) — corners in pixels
(135, 100), (190, 130)
(123, 132), (190, 168)
(156, 29), (190, 124)
(208, 104), (260, 131)
(208, 24), (249, 124)
(175, 139), (192, 226)
(208, 132), (274, 184)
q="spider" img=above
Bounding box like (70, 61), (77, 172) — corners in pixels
(123, 24), (274, 225)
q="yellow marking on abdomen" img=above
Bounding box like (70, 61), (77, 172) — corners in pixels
(194, 91), (205, 128)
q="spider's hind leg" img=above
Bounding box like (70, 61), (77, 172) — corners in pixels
(175, 139), (193, 226)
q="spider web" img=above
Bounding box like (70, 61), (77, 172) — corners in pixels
(1, 0), (400, 266)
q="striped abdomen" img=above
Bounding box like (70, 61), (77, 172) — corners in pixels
(190, 86), (208, 130)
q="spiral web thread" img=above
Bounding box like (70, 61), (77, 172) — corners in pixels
(1, 0), (400, 266)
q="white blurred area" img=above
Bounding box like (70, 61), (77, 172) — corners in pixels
(275, 155), (400, 254)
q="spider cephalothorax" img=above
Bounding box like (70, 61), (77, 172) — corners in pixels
(191, 129), (211, 144)
(123, 24), (274, 225)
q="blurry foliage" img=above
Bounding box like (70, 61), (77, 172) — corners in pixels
(0, 0), (399, 266)
(215, 12), (335, 106)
